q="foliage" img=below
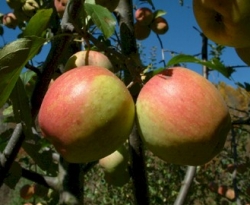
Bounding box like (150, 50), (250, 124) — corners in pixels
(0, 0), (250, 205)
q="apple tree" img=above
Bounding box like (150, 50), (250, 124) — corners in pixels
(0, 0), (250, 204)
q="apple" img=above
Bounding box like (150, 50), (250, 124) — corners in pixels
(217, 185), (227, 196)
(64, 50), (114, 72)
(225, 188), (235, 201)
(95, 0), (119, 12)
(193, 0), (250, 48)
(99, 143), (130, 186)
(135, 7), (154, 26)
(54, 0), (68, 18)
(150, 16), (169, 35)
(134, 21), (151, 40)
(136, 67), (231, 166)
(38, 66), (135, 163)
(235, 46), (250, 66)
(6, 0), (24, 9)
(2, 13), (18, 29)
(22, 0), (39, 17)
(20, 184), (36, 200)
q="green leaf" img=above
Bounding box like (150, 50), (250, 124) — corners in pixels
(84, 3), (116, 38)
(0, 37), (46, 108)
(20, 70), (37, 98)
(153, 10), (167, 18)
(22, 8), (53, 37)
(166, 54), (234, 78)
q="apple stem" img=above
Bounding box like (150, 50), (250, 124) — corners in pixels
(129, 125), (150, 205)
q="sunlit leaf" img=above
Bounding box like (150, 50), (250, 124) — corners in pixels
(84, 3), (116, 38)
(166, 54), (234, 78)
(153, 10), (167, 18)
(0, 37), (46, 108)
(22, 8), (53, 37)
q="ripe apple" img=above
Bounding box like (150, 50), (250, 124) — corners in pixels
(193, 0), (250, 48)
(235, 46), (250, 66)
(38, 66), (135, 163)
(95, 0), (119, 12)
(134, 21), (151, 40)
(64, 50), (114, 72)
(150, 16), (169, 35)
(225, 188), (235, 201)
(99, 143), (130, 186)
(20, 184), (36, 200)
(54, 0), (68, 18)
(136, 67), (231, 166)
(2, 13), (18, 29)
(217, 185), (227, 196)
(135, 7), (154, 26)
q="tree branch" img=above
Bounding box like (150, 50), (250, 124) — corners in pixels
(174, 166), (196, 205)
(0, 123), (24, 187)
(129, 125), (150, 205)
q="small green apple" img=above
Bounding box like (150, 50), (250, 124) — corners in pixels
(99, 143), (130, 186)
(64, 50), (114, 72)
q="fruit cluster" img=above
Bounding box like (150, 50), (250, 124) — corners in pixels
(3, 0), (39, 29)
(134, 7), (169, 40)
(193, 0), (250, 66)
(54, 0), (120, 19)
(38, 50), (231, 171)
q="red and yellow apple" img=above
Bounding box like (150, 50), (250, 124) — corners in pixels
(150, 16), (169, 35)
(38, 66), (135, 163)
(64, 50), (114, 72)
(2, 13), (18, 29)
(20, 184), (36, 200)
(235, 46), (250, 66)
(193, 0), (250, 48)
(99, 143), (130, 186)
(54, 0), (68, 18)
(136, 67), (231, 166)
(135, 7), (154, 26)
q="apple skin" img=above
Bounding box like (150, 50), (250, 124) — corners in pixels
(150, 16), (169, 35)
(136, 67), (231, 166)
(135, 7), (154, 26)
(20, 184), (36, 200)
(235, 46), (250, 66)
(134, 21), (151, 40)
(38, 66), (135, 163)
(99, 144), (130, 186)
(64, 50), (114, 72)
(54, 0), (68, 18)
(193, 0), (250, 48)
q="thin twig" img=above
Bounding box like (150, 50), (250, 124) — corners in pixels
(174, 166), (196, 205)
(0, 123), (24, 187)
